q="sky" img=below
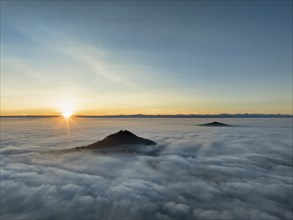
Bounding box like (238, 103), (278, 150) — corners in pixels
(1, 1), (292, 116)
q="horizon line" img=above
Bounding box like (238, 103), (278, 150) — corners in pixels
(1, 113), (292, 118)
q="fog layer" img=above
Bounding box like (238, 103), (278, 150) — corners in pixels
(1, 118), (292, 220)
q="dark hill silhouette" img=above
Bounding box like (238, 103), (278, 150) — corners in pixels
(199, 121), (231, 127)
(74, 130), (156, 150)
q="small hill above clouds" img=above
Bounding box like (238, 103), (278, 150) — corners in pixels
(74, 130), (156, 150)
(199, 121), (231, 127)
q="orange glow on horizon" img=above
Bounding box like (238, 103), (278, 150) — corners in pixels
(1, 106), (292, 116)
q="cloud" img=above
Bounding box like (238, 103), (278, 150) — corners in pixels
(1, 119), (292, 220)
(3, 23), (135, 87)
(58, 45), (134, 87)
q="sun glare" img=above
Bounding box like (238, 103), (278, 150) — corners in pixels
(56, 98), (76, 119)
(62, 110), (73, 119)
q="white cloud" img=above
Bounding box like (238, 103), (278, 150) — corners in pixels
(1, 118), (292, 219)
(4, 24), (135, 87)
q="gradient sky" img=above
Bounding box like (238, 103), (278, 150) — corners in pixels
(1, 1), (292, 115)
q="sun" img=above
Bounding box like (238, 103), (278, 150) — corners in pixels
(62, 110), (73, 119)
(56, 97), (76, 119)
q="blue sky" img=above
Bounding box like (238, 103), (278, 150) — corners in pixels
(1, 1), (292, 115)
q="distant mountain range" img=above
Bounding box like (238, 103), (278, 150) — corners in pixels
(1, 114), (292, 118)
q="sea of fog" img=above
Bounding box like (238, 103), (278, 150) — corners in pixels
(1, 117), (292, 220)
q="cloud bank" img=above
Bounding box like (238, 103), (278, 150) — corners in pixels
(1, 118), (292, 220)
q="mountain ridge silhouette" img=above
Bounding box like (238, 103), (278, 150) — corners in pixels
(74, 130), (156, 150)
